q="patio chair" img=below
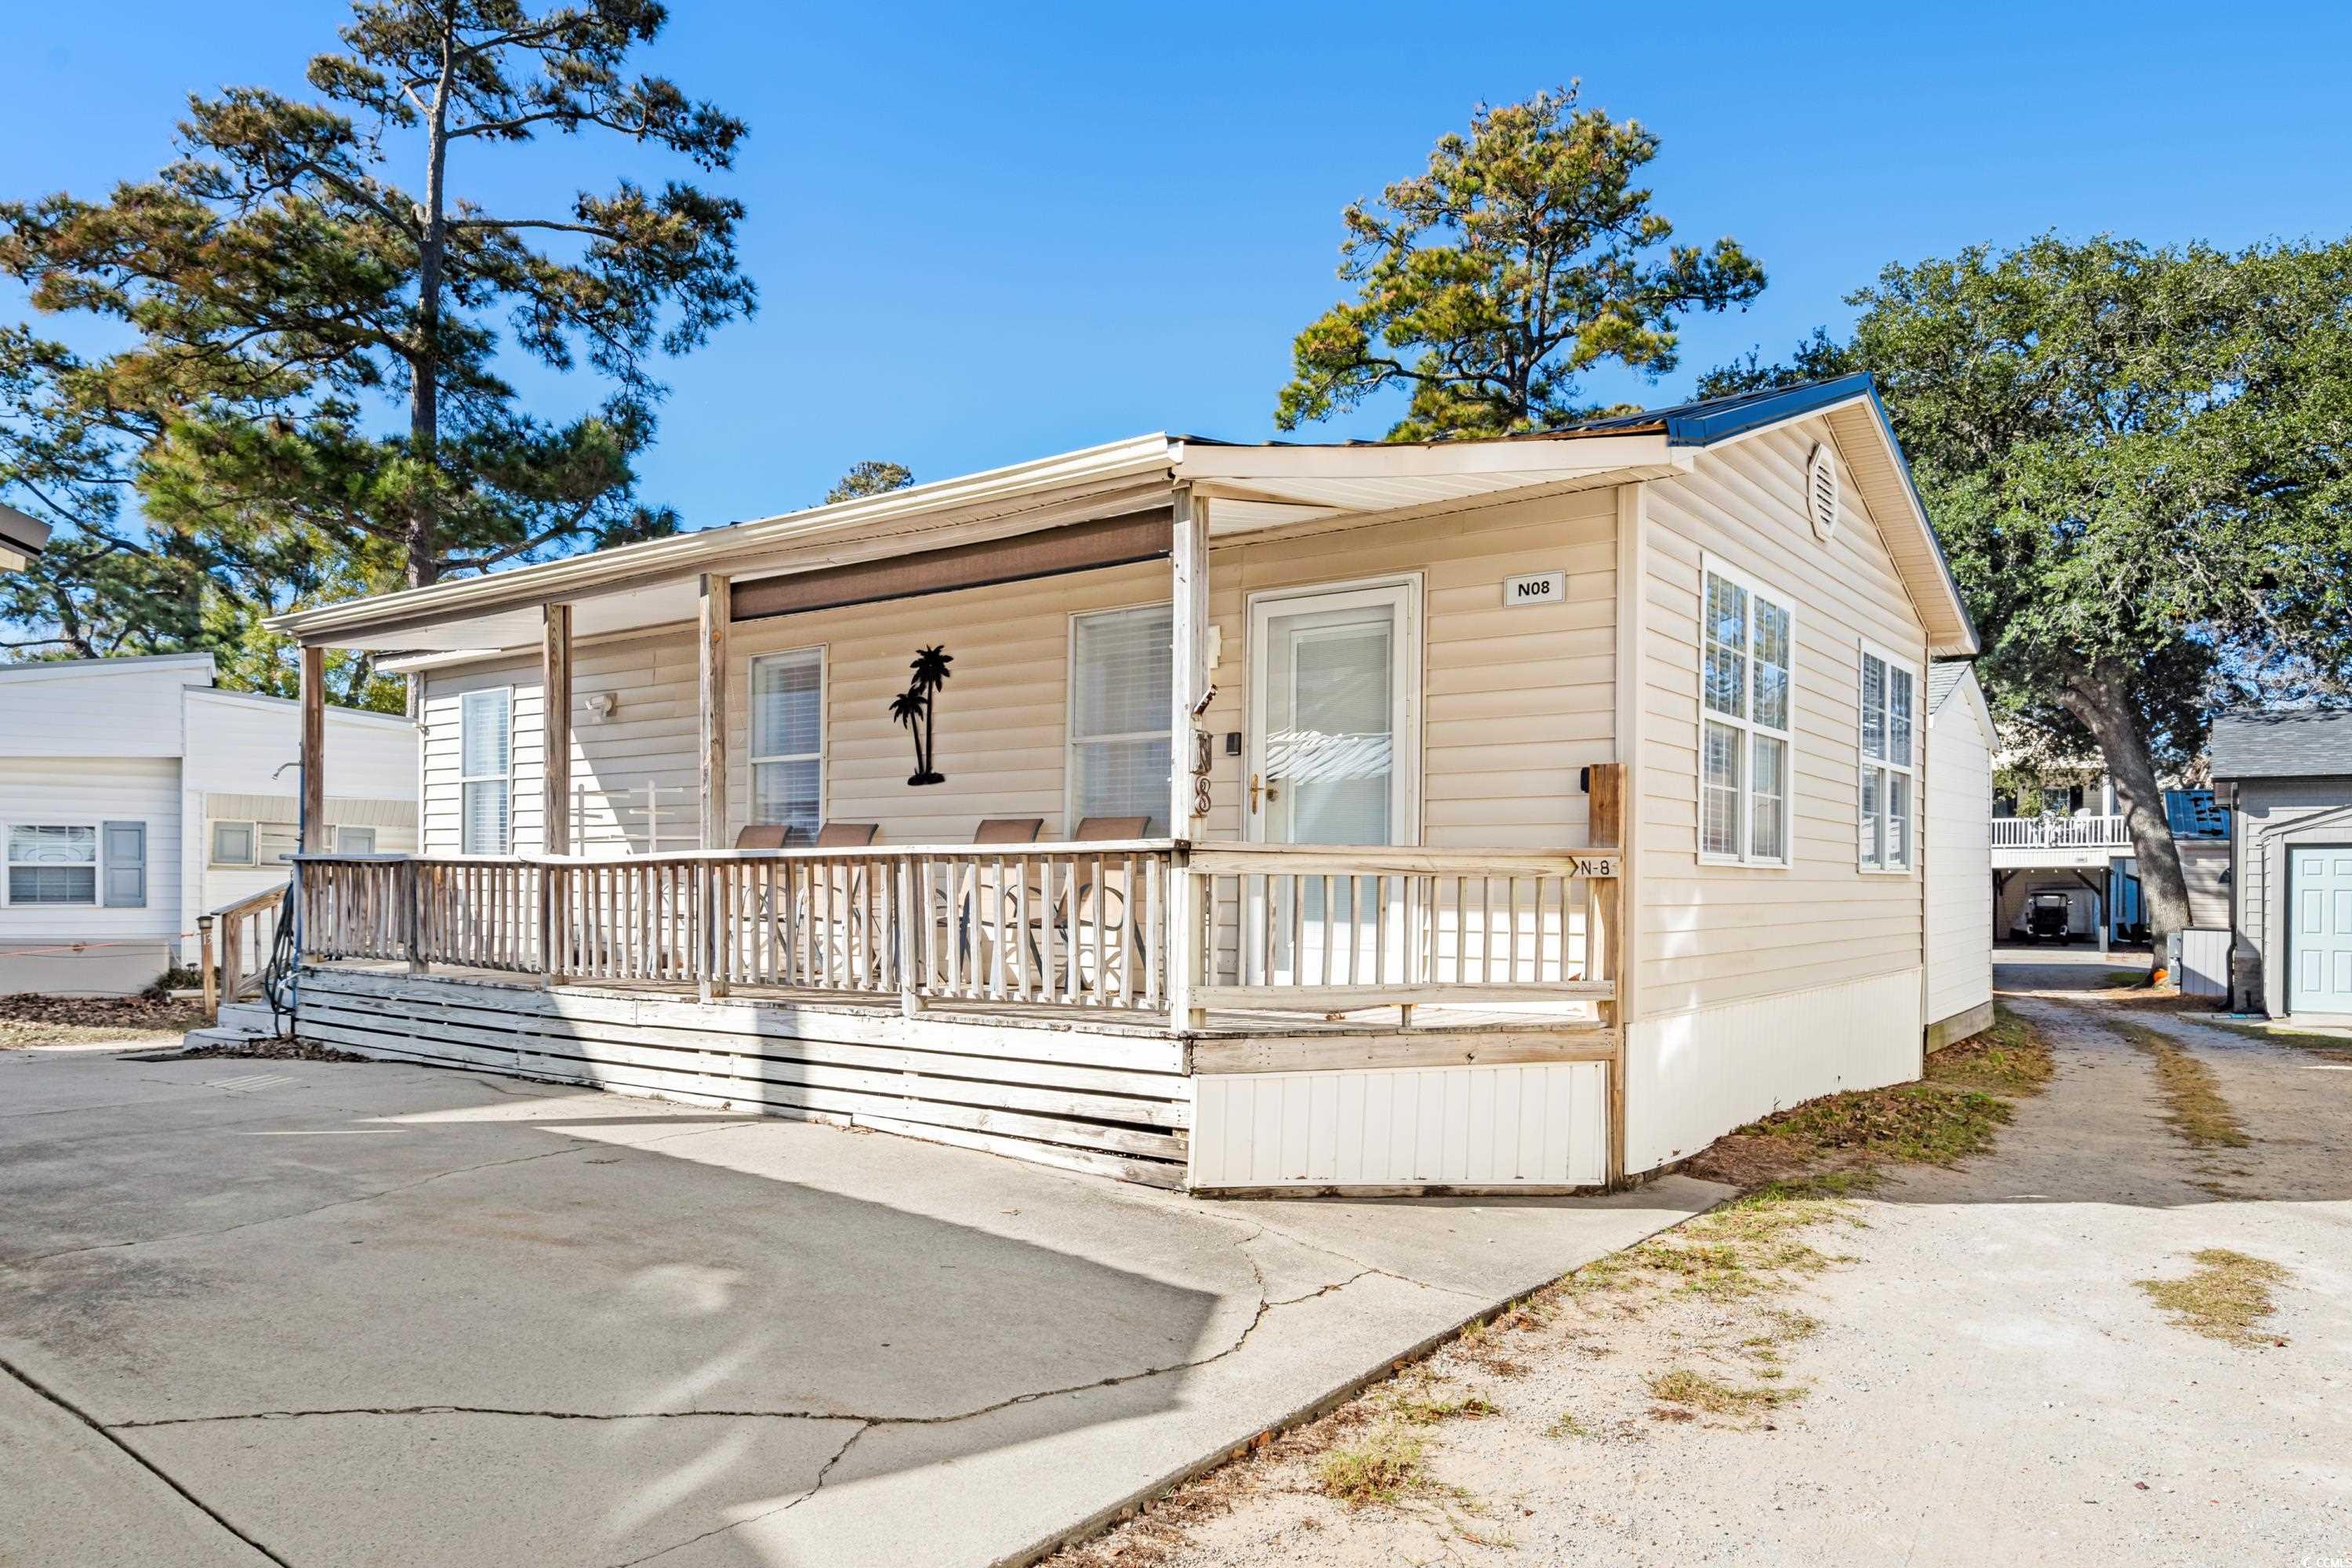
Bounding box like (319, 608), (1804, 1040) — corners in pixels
(956, 818), (1045, 990)
(1060, 816), (1152, 998)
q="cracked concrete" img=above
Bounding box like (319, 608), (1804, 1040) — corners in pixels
(0, 1044), (1718, 1567)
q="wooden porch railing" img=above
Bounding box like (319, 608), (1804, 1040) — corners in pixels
(197, 882), (290, 1019)
(293, 838), (1619, 1027)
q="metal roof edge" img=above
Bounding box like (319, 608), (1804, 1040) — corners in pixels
(266, 433), (1180, 641)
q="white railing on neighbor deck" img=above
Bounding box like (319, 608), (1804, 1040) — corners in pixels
(294, 840), (1621, 1025)
(1991, 815), (2132, 851)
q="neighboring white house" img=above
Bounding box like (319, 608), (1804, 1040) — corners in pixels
(0, 654), (418, 995)
(1925, 661), (1994, 1047)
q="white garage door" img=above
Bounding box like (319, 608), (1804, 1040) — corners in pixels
(2292, 847), (2352, 1014)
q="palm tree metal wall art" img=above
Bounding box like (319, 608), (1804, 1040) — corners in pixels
(890, 644), (953, 785)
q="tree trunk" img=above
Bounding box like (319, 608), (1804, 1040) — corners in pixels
(405, 38), (457, 590)
(2058, 660), (2192, 975)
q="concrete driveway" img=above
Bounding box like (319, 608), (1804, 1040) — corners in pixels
(0, 1046), (1718, 1568)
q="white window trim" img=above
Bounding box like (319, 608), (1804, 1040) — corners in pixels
(4, 818), (105, 909)
(334, 825), (379, 856)
(746, 645), (827, 830)
(459, 685), (514, 856)
(1857, 636), (1922, 874)
(1065, 600), (1175, 835)
(1696, 553), (1797, 869)
(210, 819), (260, 868)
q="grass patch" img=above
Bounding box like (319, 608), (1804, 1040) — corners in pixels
(1573, 1179), (1863, 1302)
(1543, 1411), (1594, 1439)
(1314, 1424), (1428, 1506)
(1645, 1367), (1807, 1416)
(2115, 1022), (2252, 1149)
(1731, 1081), (2014, 1166)
(1929, 1004), (2057, 1095)
(1385, 1371), (1502, 1426)
(2136, 1249), (2292, 1347)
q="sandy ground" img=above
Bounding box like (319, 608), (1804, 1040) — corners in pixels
(1062, 967), (2352, 1567)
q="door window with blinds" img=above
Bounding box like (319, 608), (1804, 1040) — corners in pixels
(1069, 604), (1173, 835)
(1858, 643), (1918, 871)
(459, 688), (511, 855)
(750, 648), (824, 840)
(1698, 557), (1795, 866)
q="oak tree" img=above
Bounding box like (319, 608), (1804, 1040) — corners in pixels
(1706, 235), (2352, 953)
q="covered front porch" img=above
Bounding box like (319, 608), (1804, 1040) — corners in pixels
(275, 433), (1649, 1191)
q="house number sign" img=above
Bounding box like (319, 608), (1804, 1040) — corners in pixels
(1570, 854), (1620, 878)
(1502, 571), (1565, 608)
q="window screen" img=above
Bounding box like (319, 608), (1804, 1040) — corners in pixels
(750, 648), (823, 840)
(459, 688), (511, 855)
(1071, 605), (1172, 835)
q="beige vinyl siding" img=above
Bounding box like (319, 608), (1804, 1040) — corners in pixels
(1199, 486), (1618, 850)
(728, 561), (1167, 840)
(418, 486), (1620, 855)
(1924, 670), (1994, 1028)
(1636, 418), (1932, 1019)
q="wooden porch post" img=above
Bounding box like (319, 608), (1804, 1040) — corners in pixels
(542, 604), (573, 855)
(1167, 488), (1209, 1029)
(1585, 760), (1627, 1189)
(299, 644), (327, 852)
(699, 573), (731, 851)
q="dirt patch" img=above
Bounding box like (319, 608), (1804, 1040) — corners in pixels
(166, 1036), (372, 1063)
(1050, 1012), (2063, 1566)
(0, 993), (208, 1049)
(2136, 1248), (2292, 1348)
(2114, 1022), (2252, 1149)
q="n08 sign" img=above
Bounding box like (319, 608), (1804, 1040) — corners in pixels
(1502, 571), (1565, 608)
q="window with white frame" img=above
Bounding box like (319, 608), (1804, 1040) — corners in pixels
(459, 688), (511, 855)
(212, 821), (257, 866)
(750, 648), (824, 841)
(7, 825), (97, 906)
(1070, 604), (1173, 836)
(336, 826), (377, 855)
(1698, 562), (1795, 865)
(1858, 644), (1918, 870)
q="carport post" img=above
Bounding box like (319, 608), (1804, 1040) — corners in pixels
(2096, 891), (2109, 954)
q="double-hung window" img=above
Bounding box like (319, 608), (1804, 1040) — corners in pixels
(459, 688), (512, 855)
(7, 826), (97, 906)
(1858, 644), (1918, 871)
(750, 648), (824, 841)
(1070, 604), (1174, 836)
(1698, 559), (1795, 866)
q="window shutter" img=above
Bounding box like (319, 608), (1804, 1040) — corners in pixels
(101, 821), (146, 908)
(1805, 443), (1839, 540)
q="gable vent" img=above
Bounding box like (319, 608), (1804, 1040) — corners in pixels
(1805, 443), (1838, 540)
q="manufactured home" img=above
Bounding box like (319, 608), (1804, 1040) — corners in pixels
(264, 374), (1981, 1192)
(0, 654), (418, 995)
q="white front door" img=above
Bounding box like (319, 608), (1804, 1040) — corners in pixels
(1244, 579), (1419, 982)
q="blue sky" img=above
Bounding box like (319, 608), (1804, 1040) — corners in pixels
(5, 1), (2349, 530)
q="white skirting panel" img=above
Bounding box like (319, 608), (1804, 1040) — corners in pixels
(1624, 968), (1923, 1174)
(1188, 1061), (1609, 1192)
